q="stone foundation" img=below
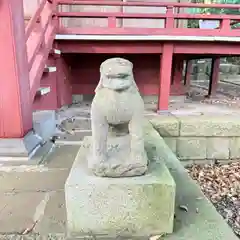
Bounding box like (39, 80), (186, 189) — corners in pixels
(189, 59), (240, 81)
(65, 136), (175, 238)
(149, 114), (240, 163)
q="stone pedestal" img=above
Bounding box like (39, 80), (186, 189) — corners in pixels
(65, 137), (176, 238)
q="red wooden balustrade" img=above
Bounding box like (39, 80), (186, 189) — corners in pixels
(56, 0), (240, 36)
(25, 0), (57, 102)
(25, 0), (240, 105)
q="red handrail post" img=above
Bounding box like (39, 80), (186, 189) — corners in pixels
(51, 0), (60, 32)
(108, 17), (117, 28)
(221, 19), (231, 31)
(165, 6), (174, 29)
(0, 0), (32, 138)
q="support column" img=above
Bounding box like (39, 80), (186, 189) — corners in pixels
(208, 57), (220, 96)
(171, 56), (185, 96)
(158, 43), (174, 111)
(184, 60), (192, 89)
(0, 0), (32, 138)
(172, 56), (184, 86)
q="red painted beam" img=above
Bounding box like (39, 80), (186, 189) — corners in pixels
(57, 12), (240, 21)
(57, 41), (163, 54)
(174, 43), (240, 55)
(58, 27), (240, 37)
(56, 0), (240, 10)
(0, 0), (32, 138)
(57, 41), (240, 56)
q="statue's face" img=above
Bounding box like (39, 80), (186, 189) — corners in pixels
(102, 73), (132, 91)
(100, 60), (133, 91)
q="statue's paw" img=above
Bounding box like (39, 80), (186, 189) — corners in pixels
(90, 161), (110, 177)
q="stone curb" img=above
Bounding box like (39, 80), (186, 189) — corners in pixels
(145, 122), (238, 240)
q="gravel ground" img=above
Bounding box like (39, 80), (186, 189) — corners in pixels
(186, 162), (240, 238)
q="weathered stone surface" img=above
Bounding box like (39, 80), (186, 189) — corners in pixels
(177, 137), (207, 160)
(148, 127), (238, 240)
(230, 137), (240, 159)
(65, 143), (175, 238)
(220, 63), (232, 74)
(207, 138), (230, 159)
(72, 94), (83, 104)
(33, 110), (56, 142)
(179, 116), (240, 137)
(164, 137), (177, 154)
(90, 58), (147, 177)
(84, 135), (148, 178)
(149, 115), (179, 137)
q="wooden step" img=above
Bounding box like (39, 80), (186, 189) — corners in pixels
(36, 87), (51, 96)
(43, 65), (57, 73)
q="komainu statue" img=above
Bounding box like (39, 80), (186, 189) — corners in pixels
(89, 58), (148, 177)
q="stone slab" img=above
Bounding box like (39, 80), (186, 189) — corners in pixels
(164, 137), (177, 154)
(145, 125), (239, 240)
(177, 137), (207, 160)
(33, 110), (56, 142)
(59, 117), (91, 131)
(0, 110), (56, 164)
(148, 115), (179, 137)
(72, 94), (83, 104)
(0, 131), (42, 158)
(206, 137), (230, 159)
(230, 137), (240, 159)
(34, 191), (67, 234)
(0, 168), (70, 193)
(65, 143), (176, 238)
(0, 192), (46, 233)
(178, 115), (240, 137)
(55, 130), (92, 143)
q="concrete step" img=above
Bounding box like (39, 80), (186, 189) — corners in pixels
(55, 130), (92, 145)
(43, 66), (57, 73)
(59, 117), (91, 131)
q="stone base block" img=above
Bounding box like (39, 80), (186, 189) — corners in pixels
(0, 131), (54, 165)
(65, 145), (176, 238)
(0, 110), (56, 164)
(33, 110), (56, 142)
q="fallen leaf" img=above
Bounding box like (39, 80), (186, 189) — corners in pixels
(179, 205), (188, 212)
(149, 234), (164, 240)
(21, 221), (38, 235)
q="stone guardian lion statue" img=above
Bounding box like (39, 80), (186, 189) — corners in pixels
(89, 57), (148, 177)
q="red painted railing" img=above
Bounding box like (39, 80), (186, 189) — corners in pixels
(25, 0), (240, 101)
(56, 0), (240, 37)
(25, 0), (57, 101)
